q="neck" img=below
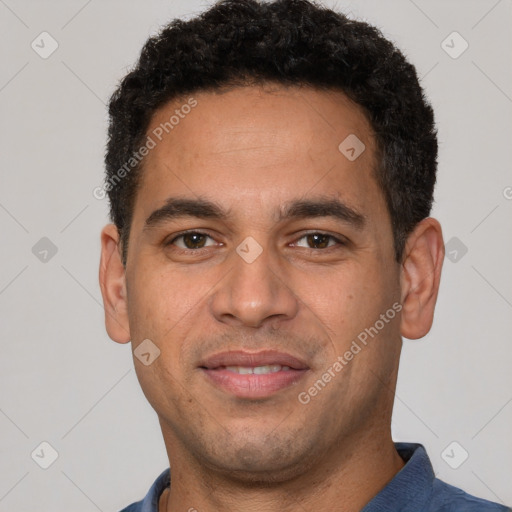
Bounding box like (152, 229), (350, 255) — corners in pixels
(159, 426), (405, 512)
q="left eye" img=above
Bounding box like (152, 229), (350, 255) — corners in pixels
(294, 233), (342, 249)
(170, 232), (216, 249)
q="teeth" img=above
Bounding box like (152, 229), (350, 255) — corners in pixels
(224, 365), (291, 374)
(254, 365), (281, 374)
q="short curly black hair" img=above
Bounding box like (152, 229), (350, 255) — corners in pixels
(104, 0), (437, 266)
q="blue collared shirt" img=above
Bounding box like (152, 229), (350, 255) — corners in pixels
(120, 442), (511, 511)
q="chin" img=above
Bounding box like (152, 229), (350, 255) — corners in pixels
(195, 435), (319, 485)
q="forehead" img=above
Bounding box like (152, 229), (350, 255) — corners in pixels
(133, 84), (384, 226)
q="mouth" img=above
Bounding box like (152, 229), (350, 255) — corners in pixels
(215, 364), (293, 374)
(198, 350), (310, 399)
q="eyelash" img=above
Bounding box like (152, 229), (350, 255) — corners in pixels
(166, 230), (347, 252)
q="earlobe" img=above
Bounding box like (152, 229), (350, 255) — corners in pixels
(99, 224), (131, 344)
(399, 218), (444, 340)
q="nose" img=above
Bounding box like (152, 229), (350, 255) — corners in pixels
(209, 239), (299, 328)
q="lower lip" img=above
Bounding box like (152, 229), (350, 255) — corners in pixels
(200, 367), (308, 399)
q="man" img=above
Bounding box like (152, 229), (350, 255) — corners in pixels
(99, 0), (510, 511)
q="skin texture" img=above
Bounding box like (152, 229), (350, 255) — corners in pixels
(99, 84), (444, 512)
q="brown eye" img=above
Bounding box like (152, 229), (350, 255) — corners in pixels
(294, 233), (344, 249)
(307, 234), (330, 249)
(170, 232), (214, 249)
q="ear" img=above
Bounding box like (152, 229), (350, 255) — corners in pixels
(99, 224), (131, 344)
(399, 217), (444, 340)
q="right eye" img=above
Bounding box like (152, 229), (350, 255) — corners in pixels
(167, 231), (217, 250)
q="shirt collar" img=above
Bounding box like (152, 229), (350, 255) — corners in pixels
(137, 467), (170, 512)
(361, 442), (434, 511)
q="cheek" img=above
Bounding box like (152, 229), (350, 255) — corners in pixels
(127, 264), (216, 359)
(127, 269), (194, 409)
(307, 260), (397, 347)
(128, 266), (180, 325)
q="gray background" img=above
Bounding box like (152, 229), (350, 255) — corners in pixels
(1, 0), (511, 510)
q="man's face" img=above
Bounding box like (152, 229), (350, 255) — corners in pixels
(120, 84), (403, 480)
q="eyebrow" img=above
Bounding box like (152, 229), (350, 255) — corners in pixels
(143, 196), (366, 231)
(144, 198), (229, 231)
(279, 198), (366, 229)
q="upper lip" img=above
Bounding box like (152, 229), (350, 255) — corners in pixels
(199, 350), (309, 370)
